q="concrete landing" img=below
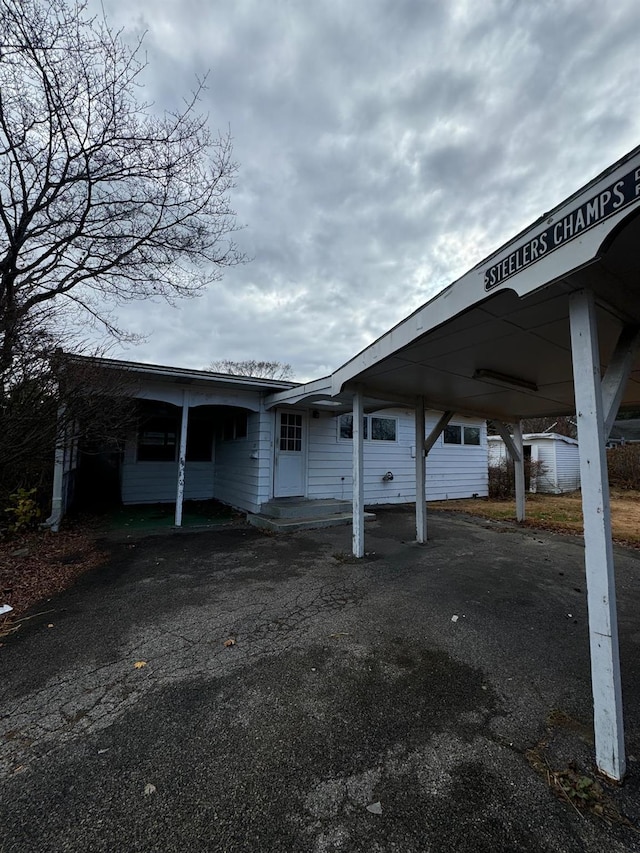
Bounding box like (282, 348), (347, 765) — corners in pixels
(247, 498), (375, 532)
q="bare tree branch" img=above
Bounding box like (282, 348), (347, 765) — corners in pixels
(0, 0), (245, 376)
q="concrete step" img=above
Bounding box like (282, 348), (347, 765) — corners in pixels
(260, 498), (352, 520)
(247, 510), (376, 533)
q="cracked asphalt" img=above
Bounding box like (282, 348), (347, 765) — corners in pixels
(3, 506), (640, 852)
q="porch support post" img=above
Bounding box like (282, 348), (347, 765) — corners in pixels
(46, 405), (66, 532)
(175, 390), (190, 527)
(513, 421), (525, 522)
(415, 396), (427, 544)
(569, 288), (625, 781)
(494, 420), (525, 521)
(424, 410), (453, 455)
(601, 325), (640, 439)
(352, 387), (365, 558)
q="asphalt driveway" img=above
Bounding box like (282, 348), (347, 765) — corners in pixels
(2, 507), (640, 852)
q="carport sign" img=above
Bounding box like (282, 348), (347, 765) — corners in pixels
(484, 165), (640, 291)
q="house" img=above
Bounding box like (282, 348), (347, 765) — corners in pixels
(48, 356), (488, 529)
(487, 432), (580, 493)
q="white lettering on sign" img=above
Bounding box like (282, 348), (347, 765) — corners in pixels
(484, 167), (640, 291)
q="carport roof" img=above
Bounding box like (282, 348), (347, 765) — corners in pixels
(328, 145), (640, 421)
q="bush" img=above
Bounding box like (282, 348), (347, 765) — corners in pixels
(5, 487), (41, 533)
(488, 458), (548, 499)
(607, 445), (640, 490)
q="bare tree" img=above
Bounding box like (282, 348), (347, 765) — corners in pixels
(209, 360), (295, 381)
(0, 0), (244, 378)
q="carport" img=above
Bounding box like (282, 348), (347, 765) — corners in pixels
(330, 147), (640, 782)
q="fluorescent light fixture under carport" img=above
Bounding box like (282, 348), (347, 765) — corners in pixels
(473, 368), (538, 393)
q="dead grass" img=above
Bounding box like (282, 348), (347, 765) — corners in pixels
(525, 710), (638, 831)
(430, 489), (640, 548)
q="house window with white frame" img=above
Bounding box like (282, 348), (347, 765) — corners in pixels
(443, 424), (481, 446)
(338, 413), (397, 442)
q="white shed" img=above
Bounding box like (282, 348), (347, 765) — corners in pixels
(488, 432), (580, 494)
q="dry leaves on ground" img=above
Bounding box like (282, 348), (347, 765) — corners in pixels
(0, 525), (108, 638)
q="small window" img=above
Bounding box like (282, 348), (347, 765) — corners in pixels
(221, 411), (248, 442)
(464, 426), (481, 446)
(371, 417), (396, 441)
(338, 414), (396, 441)
(339, 414), (368, 440)
(138, 416), (178, 461)
(443, 424), (462, 445)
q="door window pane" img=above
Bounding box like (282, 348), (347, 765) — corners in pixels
(280, 413), (302, 451)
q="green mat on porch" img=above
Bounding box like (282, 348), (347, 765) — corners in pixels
(105, 500), (240, 531)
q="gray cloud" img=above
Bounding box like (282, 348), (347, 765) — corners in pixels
(82, 0), (640, 381)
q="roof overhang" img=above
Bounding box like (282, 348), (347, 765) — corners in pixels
(331, 147), (640, 420)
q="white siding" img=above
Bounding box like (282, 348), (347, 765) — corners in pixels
(554, 440), (581, 492)
(121, 461), (214, 504)
(532, 441), (558, 493)
(306, 409), (488, 504)
(214, 411), (272, 513)
(488, 434), (581, 494)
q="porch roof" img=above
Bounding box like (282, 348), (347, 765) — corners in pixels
(329, 145), (640, 420)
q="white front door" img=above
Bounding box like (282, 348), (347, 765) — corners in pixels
(274, 410), (306, 497)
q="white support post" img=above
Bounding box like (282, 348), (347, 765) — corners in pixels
(415, 396), (427, 544)
(46, 405), (66, 532)
(352, 387), (365, 558)
(569, 289), (625, 781)
(424, 410), (453, 455)
(513, 421), (525, 522)
(175, 391), (190, 527)
(601, 325), (640, 439)
(494, 420), (525, 522)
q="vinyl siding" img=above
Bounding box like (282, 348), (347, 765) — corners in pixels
(306, 409), (488, 503)
(533, 441), (558, 493)
(554, 441), (581, 492)
(121, 461), (214, 504)
(213, 411), (272, 513)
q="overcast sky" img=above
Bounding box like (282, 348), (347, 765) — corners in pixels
(94, 0), (640, 382)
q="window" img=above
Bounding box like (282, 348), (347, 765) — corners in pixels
(138, 416), (178, 461)
(280, 412), (302, 451)
(444, 424), (482, 446)
(464, 426), (481, 446)
(371, 416), (396, 441)
(338, 413), (396, 442)
(220, 411), (248, 442)
(339, 414), (367, 440)
(186, 410), (215, 461)
(443, 424), (461, 445)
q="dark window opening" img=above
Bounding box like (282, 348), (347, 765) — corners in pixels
(138, 416), (178, 461)
(443, 424), (462, 445)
